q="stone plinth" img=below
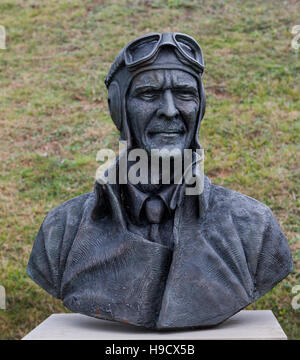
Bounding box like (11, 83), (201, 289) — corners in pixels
(22, 310), (287, 340)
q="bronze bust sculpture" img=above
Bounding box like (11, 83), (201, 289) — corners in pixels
(28, 33), (293, 329)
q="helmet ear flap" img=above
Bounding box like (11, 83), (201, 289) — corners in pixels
(200, 80), (206, 118)
(193, 77), (206, 150)
(108, 81), (122, 131)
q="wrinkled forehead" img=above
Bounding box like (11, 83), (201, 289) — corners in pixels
(129, 69), (198, 92)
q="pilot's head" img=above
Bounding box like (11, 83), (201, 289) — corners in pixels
(105, 32), (206, 154)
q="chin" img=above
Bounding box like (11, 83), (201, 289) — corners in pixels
(144, 135), (187, 154)
(144, 145), (185, 160)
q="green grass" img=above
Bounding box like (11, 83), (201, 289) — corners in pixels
(0, 0), (299, 339)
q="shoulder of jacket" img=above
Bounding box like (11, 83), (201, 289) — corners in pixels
(43, 191), (94, 227)
(209, 183), (271, 222)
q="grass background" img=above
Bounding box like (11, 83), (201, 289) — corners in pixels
(0, 0), (299, 340)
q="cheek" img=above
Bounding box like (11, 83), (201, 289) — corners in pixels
(178, 101), (199, 126)
(127, 99), (156, 131)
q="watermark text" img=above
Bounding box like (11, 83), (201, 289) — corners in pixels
(291, 25), (300, 50)
(0, 26), (6, 50)
(0, 286), (6, 310)
(291, 285), (300, 310)
(95, 142), (205, 195)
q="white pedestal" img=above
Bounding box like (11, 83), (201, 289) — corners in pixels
(22, 310), (287, 340)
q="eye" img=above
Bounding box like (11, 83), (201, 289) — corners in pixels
(137, 90), (160, 101)
(173, 90), (197, 100)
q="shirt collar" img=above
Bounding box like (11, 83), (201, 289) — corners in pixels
(96, 150), (211, 223)
(124, 183), (178, 223)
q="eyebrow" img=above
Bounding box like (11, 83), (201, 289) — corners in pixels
(132, 84), (162, 92)
(132, 84), (198, 93)
(172, 84), (198, 92)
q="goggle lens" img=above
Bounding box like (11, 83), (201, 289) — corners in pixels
(126, 34), (160, 65)
(174, 33), (204, 70)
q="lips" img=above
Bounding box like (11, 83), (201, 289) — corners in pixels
(148, 129), (185, 135)
(146, 119), (187, 138)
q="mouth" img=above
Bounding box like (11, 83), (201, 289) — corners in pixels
(148, 129), (185, 136)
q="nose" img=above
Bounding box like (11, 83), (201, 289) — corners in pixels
(157, 89), (179, 119)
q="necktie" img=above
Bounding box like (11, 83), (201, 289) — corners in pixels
(144, 196), (165, 224)
(144, 196), (170, 246)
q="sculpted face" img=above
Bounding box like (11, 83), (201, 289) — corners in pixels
(126, 69), (200, 154)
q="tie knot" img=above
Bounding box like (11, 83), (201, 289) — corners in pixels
(144, 196), (166, 224)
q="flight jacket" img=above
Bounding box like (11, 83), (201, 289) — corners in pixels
(27, 175), (293, 329)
